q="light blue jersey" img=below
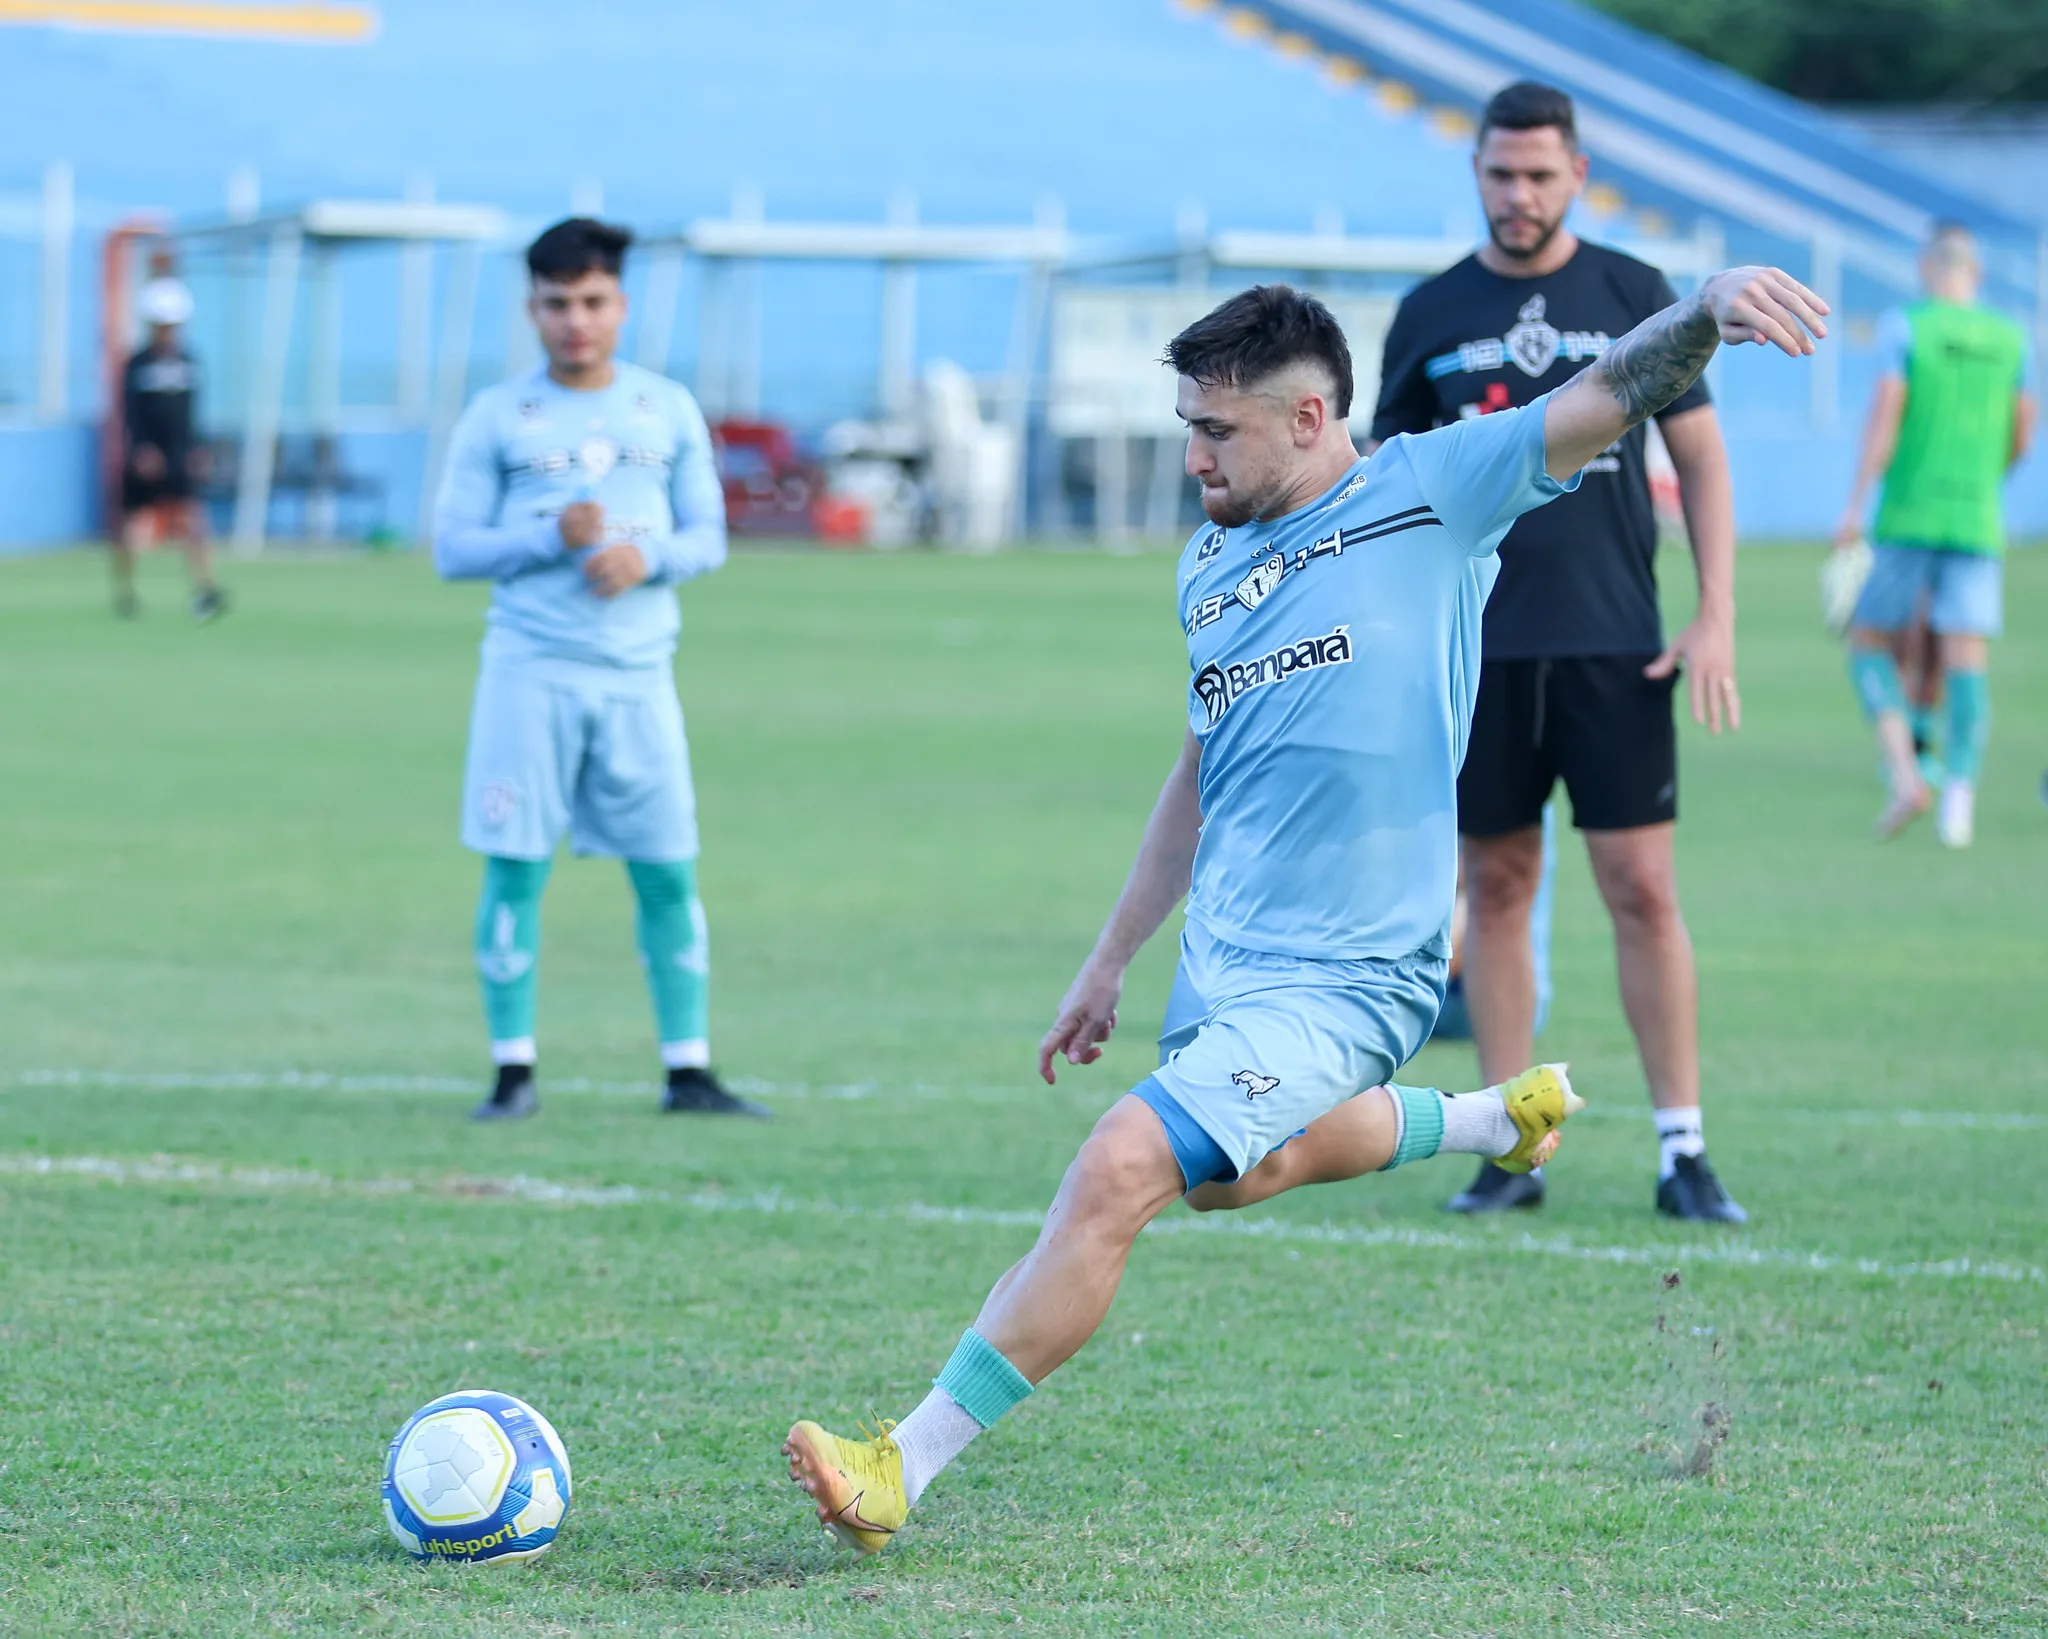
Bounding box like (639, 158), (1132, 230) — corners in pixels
(433, 362), (726, 669)
(1178, 395), (1577, 962)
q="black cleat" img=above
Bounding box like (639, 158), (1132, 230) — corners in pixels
(1656, 1152), (1747, 1223)
(192, 585), (229, 623)
(1446, 1159), (1545, 1214)
(661, 1065), (771, 1118)
(472, 1063), (538, 1122)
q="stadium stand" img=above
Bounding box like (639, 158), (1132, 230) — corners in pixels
(0, 0), (2040, 546)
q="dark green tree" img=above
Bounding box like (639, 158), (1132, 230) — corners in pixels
(1588, 0), (2048, 104)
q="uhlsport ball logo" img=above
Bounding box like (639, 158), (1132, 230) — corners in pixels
(381, 1389), (572, 1563)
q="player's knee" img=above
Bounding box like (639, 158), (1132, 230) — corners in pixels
(1465, 847), (1542, 922)
(1064, 1114), (1180, 1236)
(1602, 863), (1682, 935)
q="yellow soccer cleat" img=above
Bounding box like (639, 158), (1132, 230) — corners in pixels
(1495, 1062), (1586, 1174)
(782, 1418), (908, 1555)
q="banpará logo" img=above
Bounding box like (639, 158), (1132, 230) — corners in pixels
(1233, 1069), (1280, 1100)
(1192, 625), (1353, 727)
(1195, 526), (1227, 562)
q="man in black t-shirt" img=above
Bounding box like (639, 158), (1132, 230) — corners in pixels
(116, 275), (226, 621)
(1371, 82), (1743, 1223)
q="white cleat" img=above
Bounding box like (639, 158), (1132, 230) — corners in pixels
(1936, 780), (1975, 849)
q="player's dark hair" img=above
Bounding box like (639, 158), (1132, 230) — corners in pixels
(526, 217), (633, 283)
(1478, 80), (1578, 150)
(1165, 284), (1354, 419)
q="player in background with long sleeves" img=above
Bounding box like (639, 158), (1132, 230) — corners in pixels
(1834, 221), (2037, 848)
(433, 217), (763, 1121)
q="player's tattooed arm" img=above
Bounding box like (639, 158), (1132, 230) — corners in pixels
(1545, 265), (1829, 480)
(1587, 294), (1720, 423)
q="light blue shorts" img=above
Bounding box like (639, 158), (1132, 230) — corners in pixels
(460, 653), (699, 861)
(1135, 921), (1446, 1191)
(1852, 544), (2003, 638)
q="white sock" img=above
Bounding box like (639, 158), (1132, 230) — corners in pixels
(1438, 1085), (1521, 1158)
(490, 1037), (537, 1067)
(660, 1038), (710, 1070)
(891, 1386), (982, 1506)
(1654, 1107), (1704, 1180)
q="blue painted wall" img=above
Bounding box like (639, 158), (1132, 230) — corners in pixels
(0, 426), (96, 551)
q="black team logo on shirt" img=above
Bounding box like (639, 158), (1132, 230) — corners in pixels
(1192, 626), (1353, 728)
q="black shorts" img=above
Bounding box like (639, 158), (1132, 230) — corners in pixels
(123, 470), (196, 511)
(1458, 655), (1677, 836)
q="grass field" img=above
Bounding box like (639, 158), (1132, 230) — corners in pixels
(2, 542), (2045, 1637)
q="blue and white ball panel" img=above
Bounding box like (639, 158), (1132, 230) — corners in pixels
(382, 1389), (572, 1563)
(1147, 922), (1446, 1183)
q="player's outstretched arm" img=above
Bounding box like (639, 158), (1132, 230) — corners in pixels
(1038, 730), (1203, 1085)
(1544, 266), (1829, 481)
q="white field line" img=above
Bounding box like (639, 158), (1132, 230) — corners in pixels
(7, 1067), (2046, 1132)
(1, 1150), (2038, 1288)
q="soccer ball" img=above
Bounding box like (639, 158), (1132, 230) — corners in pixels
(381, 1389), (573, 1563)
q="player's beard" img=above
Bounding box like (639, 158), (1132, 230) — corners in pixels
(1199, 456), (1289, 528)
(1487, 209), (1565, 266)
(1200, 484), (1261, 529)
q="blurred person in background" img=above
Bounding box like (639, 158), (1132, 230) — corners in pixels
(116, 276), (227, 621)
(433, 217), (762, 1122)
(1834, 221), (2037, 848)
(1372, 81), (1745, 1223)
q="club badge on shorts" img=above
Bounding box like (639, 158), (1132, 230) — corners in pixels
(479, 779), (521, 830)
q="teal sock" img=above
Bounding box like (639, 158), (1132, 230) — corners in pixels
(1909, 701), (1938, 753)
(933, 1329), (1034, 1430)
(1848, 648), (1908, 722)
(1944, 669), (1990, 782)
(627, 858), (708, 1056)
(476, 855), (552, 1051)
(1379, 1083), (1446, 1171)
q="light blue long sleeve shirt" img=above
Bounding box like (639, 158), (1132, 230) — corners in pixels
(432, 362), (727, 669)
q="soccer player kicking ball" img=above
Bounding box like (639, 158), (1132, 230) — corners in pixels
(784, 268), (1827, 1552)
(434, 218), (764, 1121)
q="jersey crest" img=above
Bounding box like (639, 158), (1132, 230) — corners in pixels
(1505, 295), (1562, 378)
(1233, 552), (1284, 613)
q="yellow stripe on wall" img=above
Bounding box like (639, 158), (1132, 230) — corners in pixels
(0, 0), (378, 41)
